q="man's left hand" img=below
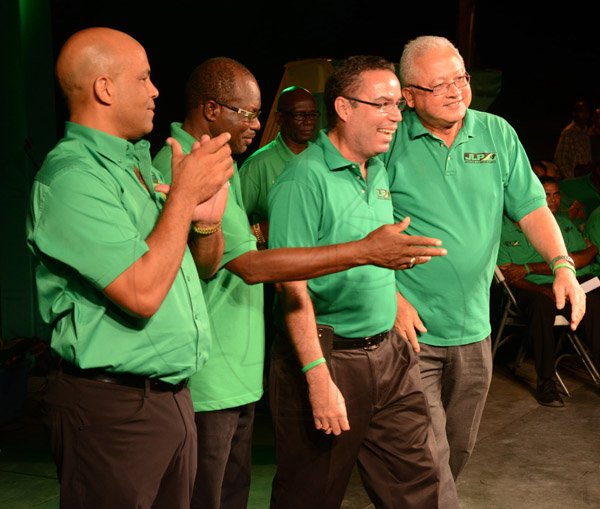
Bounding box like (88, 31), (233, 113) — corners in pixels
(553, 269), (586, 329)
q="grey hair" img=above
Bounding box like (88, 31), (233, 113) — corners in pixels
(399, 36), (463, 86)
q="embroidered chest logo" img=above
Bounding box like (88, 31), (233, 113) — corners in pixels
(376, 189), (390, 200)
(464, 152), (497, 163)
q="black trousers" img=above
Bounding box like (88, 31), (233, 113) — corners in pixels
(191, 403), (255, 509)
(43, 370), (196, 509)
(268, 328), (440, 509)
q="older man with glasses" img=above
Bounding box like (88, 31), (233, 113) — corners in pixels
(381, 35), (586, 508)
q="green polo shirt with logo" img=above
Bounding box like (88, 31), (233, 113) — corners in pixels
(382, 109), (546, 346)
(239, 132), (300, 223)
(268, 129), (397, 338)
(498, 214), (600, 284)
(26, 122), (209, 384)
(584, 205), (600, 263)
(153, 122), (264, 411)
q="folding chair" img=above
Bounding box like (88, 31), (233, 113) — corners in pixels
(492, 266), (600, 396)
(492, 267), (527, 368)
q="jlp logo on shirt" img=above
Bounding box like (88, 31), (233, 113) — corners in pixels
(464, 152), (497, 163)
(376, 189), (390, 200)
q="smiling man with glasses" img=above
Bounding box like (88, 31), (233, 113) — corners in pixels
(381, 35), (586, 509)
(153, 56), (447, 509)
(267, 55), (442, 509)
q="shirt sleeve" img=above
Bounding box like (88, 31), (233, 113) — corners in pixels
(30, 166), (149, 289)
(239, 160), (261, 218)
(502, 121), (547, 221)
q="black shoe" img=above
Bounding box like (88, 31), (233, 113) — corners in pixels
(535, 378), (564, 407)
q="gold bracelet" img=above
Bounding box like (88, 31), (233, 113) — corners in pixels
(252, 223), (266, 244)
(191, 221), (221, 236)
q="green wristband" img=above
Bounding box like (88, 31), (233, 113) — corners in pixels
(301, 357), (326, 373)
(552, 262), (576, 276)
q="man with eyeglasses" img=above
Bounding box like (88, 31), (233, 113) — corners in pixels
(381, 35), (586, 508)
(153, 56), (447, 509)
(240, 86), (320, 245)
(267, 55), (442, 509)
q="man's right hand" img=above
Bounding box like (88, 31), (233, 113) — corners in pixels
(168, 133), (234, 207)
(305, 363), (350, 436)
(363, 217), (447, 270)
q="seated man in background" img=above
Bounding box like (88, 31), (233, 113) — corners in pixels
(532, 160), (585, 224)
(584, 205), (600, 260)
(498, 176), (600, 406)
(559, 160), (600, 223)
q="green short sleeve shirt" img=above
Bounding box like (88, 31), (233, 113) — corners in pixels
(239, 132), (298, 223)
(584, 205), (600, 264)
(382, 109), (546, 346)
(26, 122), (210, 383)
(153, 122), (264, 411)
(498, 214), (600, 284)
(559, 174), (600, 217)
(268, 130), (397, 338)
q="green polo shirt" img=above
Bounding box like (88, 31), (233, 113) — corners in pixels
(584, 205), (600, 263)
(498, 214), (600, 284)
(559, 174), (600, 217)
(268, 129), (397, 338)
(239, 132), (300, 223)
(153, 122), (264, 411)
(26, 122), (209, 384)
(382, 109), (546, 346)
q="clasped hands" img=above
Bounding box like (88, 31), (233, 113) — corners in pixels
(155, 133), (233, 225)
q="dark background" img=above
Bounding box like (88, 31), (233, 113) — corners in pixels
(48, 0), (600, 162)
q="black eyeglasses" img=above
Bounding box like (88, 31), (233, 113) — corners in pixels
(214, 101), (261, 122)
(342, 96), (407, 114)
(407, 74), (470, 97)
(279, 111), (321, 121)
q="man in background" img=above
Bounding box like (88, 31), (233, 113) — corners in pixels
(240, 85), (319, 246)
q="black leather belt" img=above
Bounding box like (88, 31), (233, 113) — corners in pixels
(332, 330), (390, 350)
(60, 361), (188, 392)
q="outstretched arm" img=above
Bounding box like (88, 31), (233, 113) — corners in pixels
(226, 217), (447, 284)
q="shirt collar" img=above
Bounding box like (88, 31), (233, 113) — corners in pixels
(316, 129), (379, 173)
(405, 109), (480, 144)
(64, 121), (151, 167)
(169, 122), (197, 153)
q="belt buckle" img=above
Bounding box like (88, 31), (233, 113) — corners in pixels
(363, 335), (378, 351)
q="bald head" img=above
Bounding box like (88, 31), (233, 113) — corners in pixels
(56, 28), (141, 106)
(277, 86), (314, 111)
(55, 27), (158, 140)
